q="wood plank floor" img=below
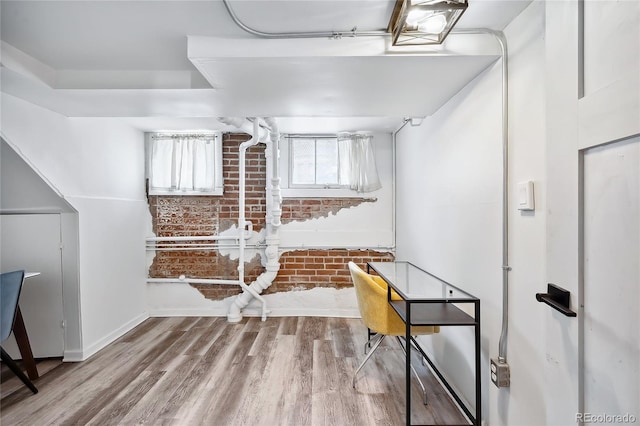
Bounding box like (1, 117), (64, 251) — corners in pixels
(1, 317), (469, 425)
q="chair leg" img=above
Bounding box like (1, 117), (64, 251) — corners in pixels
(396, 337), (428, 405)
(363, 330), (378, 355)
(353, 334), (386, 388)
(1, 347), (38, 394)
(365, 328), (375, 353)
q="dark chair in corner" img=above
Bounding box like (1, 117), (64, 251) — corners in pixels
(348, 261), (438, 404)
(1, 270), (38, 394)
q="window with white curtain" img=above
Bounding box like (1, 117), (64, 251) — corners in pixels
(288, 134), (381, 193)
(147, 132), (223, 195)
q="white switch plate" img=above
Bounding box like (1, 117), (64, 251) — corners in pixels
(517, 181), (535, 211)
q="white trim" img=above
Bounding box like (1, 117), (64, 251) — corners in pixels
(72, 312), (149, 361)
(148, 307), (361, 318)
(62, 349), (85, 363)
(148, 188), (224, 197)
(146, 131), (223, 196)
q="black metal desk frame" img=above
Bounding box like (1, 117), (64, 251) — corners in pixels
(367, 261), (481, 426)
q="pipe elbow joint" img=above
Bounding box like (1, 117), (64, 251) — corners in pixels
(227, 302), (243, 323)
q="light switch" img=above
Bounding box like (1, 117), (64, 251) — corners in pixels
(517, 181), (535, 211)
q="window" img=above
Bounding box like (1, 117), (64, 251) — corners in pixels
(286, 134), (382, 194)
(289, 136), (344, 187)
(147, 132), (223, 195)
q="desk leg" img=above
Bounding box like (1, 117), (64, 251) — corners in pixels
(405, 302), (411, 426)
(13, 306), (39, 380)
(475, 303), (482, 426)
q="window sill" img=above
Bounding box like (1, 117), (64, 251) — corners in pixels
(149, 189), (223, 196)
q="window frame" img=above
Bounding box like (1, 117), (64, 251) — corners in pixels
(287, 135), (348, 189)
(281, 134), (362, 198)
(146, 131), (224, 196)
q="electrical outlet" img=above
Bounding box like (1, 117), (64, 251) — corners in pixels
(490, 358), (510, 387)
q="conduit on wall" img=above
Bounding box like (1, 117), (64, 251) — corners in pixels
(221, 4), (513, 366)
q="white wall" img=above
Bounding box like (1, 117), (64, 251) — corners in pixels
(395, 2), (546, 425)
(279, 132), (394, 249)
(1, 138), (74, 213)
(1, 94), (149, 360)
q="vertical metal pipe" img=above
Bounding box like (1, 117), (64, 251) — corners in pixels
(495, 32), (511, 364)
(452, 29), (510, 363)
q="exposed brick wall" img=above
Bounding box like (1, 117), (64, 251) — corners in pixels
(148, 133), (393, 301)
(271, 249), (395, 293)
(190, 249), (394, 300)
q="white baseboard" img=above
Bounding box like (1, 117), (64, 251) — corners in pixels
(148, 306), (360, 319)
(68, 312), (149, 361)
(62, 349), (84, 362)
(148, 307), (229, 317)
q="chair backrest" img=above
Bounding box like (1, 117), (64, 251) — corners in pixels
(1, 270), (25, 342)
(348, 262), (393, 334)
(349, 262), (439, 337)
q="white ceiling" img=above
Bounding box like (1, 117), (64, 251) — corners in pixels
(0, 0), (532, 134)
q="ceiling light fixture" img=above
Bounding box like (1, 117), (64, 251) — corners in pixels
(388, 0), (468, 46)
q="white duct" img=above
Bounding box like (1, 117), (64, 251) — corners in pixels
(227, 117), (282, 322)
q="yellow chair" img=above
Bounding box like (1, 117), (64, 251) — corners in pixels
(348, 261), (439, 404)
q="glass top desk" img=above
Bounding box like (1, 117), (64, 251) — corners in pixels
(367, 261), (481, 426)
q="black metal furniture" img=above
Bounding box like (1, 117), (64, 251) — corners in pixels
(1, 270), (38, 394)
(367, 261), (480, 426)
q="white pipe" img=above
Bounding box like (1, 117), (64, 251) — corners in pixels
(235, 119), (269, 317)
(264, 117), (283, 228)
(264, 134), (274, 237)
(219, 117), (268, 140)
(146, 246), (263, 252)
(228, 117), (283, 322)
(146, 235), (243, 242)
(147, 277), (241, 285)
(146, 244), (227, 250)
(277, 245), (394, 251)
(238, 119), (261, 282)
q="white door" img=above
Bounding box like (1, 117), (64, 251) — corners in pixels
(1, 214), (65, 358)
(545, 1), (639, 423)
(582, 139), (640, 422)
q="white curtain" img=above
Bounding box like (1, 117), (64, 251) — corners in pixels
(150, 135), (215, 192)
(337, 133), (382, 193)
